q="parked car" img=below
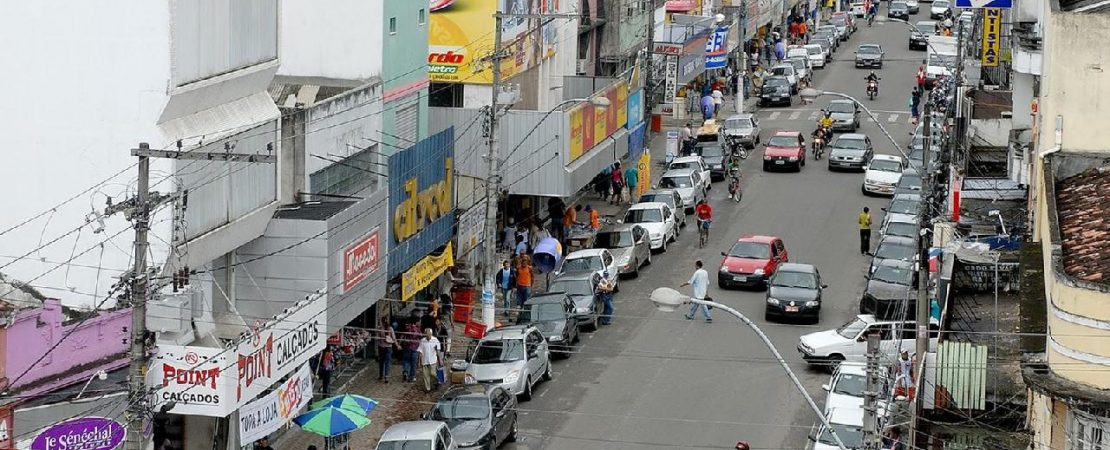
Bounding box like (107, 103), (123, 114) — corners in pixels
(425, 385), (518, 450)
(797, 314), (940, 366)
(718, 235), (789, 289)
(886, 192), (922, 216)
(804, 44), (827, 68)
(556, 248), (619, 290)
(826, 99), (861, 132)
(861, 154), (904, 195)
(827, 133), (873, 171)
(770, 64), (800, 93)
(547, 272), (602, 330)
(764, 263), (826, 323)
(517, 292), (579, 354)
(860, 258), (918, 320)
(694, 141), (728, 180)
(760, 76), (794, 107)
(829, 13), (854, 40)
(377, 421), (458, 450)
(849, 1), (867, 16)
(463, 325), (552, 400)
(930, 0), (951, 19)
(723, 113), (761, 149)
(870, 235), (918, 274)
(815, 26), (840, 50)
(906, 0), (920, 14)
(787, 56), (811, 85)
(658, 169), (707, 210)
(811, 32), (837, 56)
(667, 156), (713, 189)
(810, 408), (865, 450)
(888, 1), (910, 20)
(639, 189), (687, 229)
(894, 169), (922, 194)
(909, 20), (935, 50)
(822, 362), (893, 417)
(763, 131), (806, 171)
(880, 215), (919, 240)
(854, 43), (884, 69)
(623, 202), (678, 252)
(592, 223), (651, 277)
(786, 45), (810, 60)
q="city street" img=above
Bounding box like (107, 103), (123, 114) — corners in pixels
(505, 13), (928, 450)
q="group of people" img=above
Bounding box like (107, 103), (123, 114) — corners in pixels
(373, 300), (454, 392)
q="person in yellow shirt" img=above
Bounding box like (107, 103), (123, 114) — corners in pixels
(587, 205), (600, 230)
(859, 207), (872, 255)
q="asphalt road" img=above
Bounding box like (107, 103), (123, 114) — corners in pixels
(504, 12), (929, 450)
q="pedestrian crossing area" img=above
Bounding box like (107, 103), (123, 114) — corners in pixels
(758, 108), (910, 124)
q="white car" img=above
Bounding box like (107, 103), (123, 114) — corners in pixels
(930, 0), (951, 18)
(906, 0), (920, 13)
(862, 155), (905, 196)
(770, 64), (800, 93)
(797, 314), (940, 366)
(810, 408), (865, 450)
(623, 202), (678, 252)
(658, 169), (707, 210)
(377, 421), (457, 450)
(822, 362), (894, 419)
(787, 56), (811, 85)
(556, 248), (620, 288)
(667, 156), (712, 190)
(804, 44), (826, 68)
(849, 1), (867, 16)
(786, 45), (809, 60)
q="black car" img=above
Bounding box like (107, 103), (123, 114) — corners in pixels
(854, 44), (884, 69)
(860, 259), (918, 320)
(426, 385), (518, 449)
(765, 263), (826, 323)
(869, 236), (918, 275)
(895, 169), (923, 194)
(517, 292), (579, 356)
(909, 21), (935, 50)
(888, 1), (909, 20)
(695, 141), (728, 180)
(760, 76), (793, 107)
(547, 273), (602, 330)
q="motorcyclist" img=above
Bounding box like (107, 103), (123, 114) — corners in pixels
(736, 442), (751, 450)
(818, 110), (834, 131)
(865, 71), (881, 95)
(868, 2), (879, 25)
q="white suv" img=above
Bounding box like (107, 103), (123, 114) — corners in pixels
(463, 325), (552, 401)
(797, 314), (939, 367)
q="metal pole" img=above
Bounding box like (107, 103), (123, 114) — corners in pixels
(910, 103), (932, 448)
(863, 332), (881, 450)
(994, 253), (1000, 332)
(687, 298), (850, 450)
(645, 0), (656, 138)
(125, 145), (151, 450)
(481, 13), (506, 330)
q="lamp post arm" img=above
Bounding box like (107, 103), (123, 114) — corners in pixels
(819, 91), (923, 177)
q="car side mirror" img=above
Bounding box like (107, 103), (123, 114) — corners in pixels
(495, 409), (507, 418)
(822, 284), (829, 289)
(721, 251), (728, 257)
(822, 384), (831, 392)
(808, 434), (818, 442)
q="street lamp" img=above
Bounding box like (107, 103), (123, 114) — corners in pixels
(75, 370), (109, 399)
(649, 288), (850, 450)
(798, 88), (922, 175)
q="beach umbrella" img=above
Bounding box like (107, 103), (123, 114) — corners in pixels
(293, 406), (371, 437)
(311, 394), (379, 415)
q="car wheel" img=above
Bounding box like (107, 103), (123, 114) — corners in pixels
(861, 184), (868, 195)
(632, 259), (640, 278)
(825, 354), (845, 372)
(764, 311), (774, 322)
(661, 238), (668, 252)
(520, 377), (533, 401)
(645, 250), (653, 265)
(506, 418), (519, 442)
(542, 361), (553, 381)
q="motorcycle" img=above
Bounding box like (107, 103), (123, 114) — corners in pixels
(812, 134), (825, 160)
(867, 79), (879, 100)
(727, 136), (750, 160)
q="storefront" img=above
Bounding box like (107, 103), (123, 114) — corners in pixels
(653, 27), (711, 118)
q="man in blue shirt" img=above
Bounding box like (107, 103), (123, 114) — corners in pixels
(496, 260), (515, 316)
(680, 260), (712, 322)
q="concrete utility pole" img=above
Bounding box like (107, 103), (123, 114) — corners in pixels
(480, 12), (506, 330)
(124, 145), (151, 450)
(910, 103), (933, 447)
(645, 0), (657, 131)
(863, 332), (881, 450)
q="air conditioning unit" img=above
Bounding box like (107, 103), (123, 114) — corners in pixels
(147, 290), (194, 334)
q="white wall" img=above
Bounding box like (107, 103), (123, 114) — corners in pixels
(464, 85), (494, 109)
(278, 0), (384, 80)
(304, 84), (385, 178)
(1038, 11), (1110, 154)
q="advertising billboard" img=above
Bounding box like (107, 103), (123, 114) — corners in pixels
(981, 8), (1001, 67)
(568, 81), (629, 163)
(705, 27), (730, 69)
(388, 128), (457, 276)
(238, 364), (313, 444)
(428, 0), (560, 84)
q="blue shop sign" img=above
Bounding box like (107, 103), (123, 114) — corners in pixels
(388, 127), (456, 277)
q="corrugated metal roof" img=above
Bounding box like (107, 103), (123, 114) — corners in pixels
(934, 341), (988, 410)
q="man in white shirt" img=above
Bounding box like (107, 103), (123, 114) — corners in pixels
(416, 328), (442, 392)
(680, 260), (712, 322)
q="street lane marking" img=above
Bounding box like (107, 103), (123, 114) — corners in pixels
(808, 111), (820, 121)
(768, 111), (781, 120)
(888, 114), (899, 123)
(788, 111), (801, 120)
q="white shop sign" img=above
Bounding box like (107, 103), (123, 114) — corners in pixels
(238, 364), (313, 444)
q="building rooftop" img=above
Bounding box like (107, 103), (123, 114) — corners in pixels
(0, 272), (45, 314)
(1056, 166), (1110, 283)
(1059, 0), (1110, 13)
(969, 90), (1012, 120)
(274, 201), (357, 221)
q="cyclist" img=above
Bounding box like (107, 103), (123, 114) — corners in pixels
(695, 199), (713, 246)
(868, 2), (879, 25)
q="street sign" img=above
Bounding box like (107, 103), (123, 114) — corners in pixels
(980, 8), (1002, 66)
(955, 0), (1011, 8)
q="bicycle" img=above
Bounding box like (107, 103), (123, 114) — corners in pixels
(698, 219), (711, 248)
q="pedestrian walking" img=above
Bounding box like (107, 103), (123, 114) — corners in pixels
(895, 350), (914, 397)
(502, 220), (517, 252)
(435, 317), (453, 362)
(711, 87), (724, 117)
(610, 162), (625, 204)
(598, 271), (616, 325)
(680, 260), (712, 322)
(416, 328), (442, 392)
(883, 428), (907, 450)
(439, 292), (454, 327)
(496, 260), (516, 315)
(587, 204), (600, 229)
(624, 164), (639, 204)
(375, 317), (398, 382)
(402, 320), (421, 382)
(515, 255), (534, 308)
(859, 207), (873, 255)
(316, 346), (336, 396)
(547, 197), (566, 243)
(916, 65), (926, 90)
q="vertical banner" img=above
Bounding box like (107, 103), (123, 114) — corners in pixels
(238, 364), (314, 444)
(981, 8), (1001, 67)
(664, 58), (679, 104)
(705, 27), (730, 69)
(637, 150), (652, 198)
(569, 107), (585, 161)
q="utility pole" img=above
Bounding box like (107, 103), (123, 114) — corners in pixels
(124, 145), (151, 450)
(481, 13), (506, 330)
(863, 332), (881, 450)
(645, 0), (657, 132)
(909, 103), (932, 448)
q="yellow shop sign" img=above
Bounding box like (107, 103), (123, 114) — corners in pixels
(393, 158), (453, 243)
(401, 243), (454, 301)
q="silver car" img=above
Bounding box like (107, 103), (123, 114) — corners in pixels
(658, 169), (706, 211)
(463, 325), (553, 401)
(556, 248), (620, 289)
(826, 133), (874, 171)
(723, 114), (761, 149)
(639, 189), (687, 230)
(826, 99), (861, 132)
(592, 223), (651, 277)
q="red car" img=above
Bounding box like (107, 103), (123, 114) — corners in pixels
(718, 235), (789, 289)
(763, 131), (806, 171)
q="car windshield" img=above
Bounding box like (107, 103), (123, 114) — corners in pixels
(870, 159), (902, 172)
(806, 46), (821, 55)
(376, 441), (432, 450)
(828, 102), (854, 113)
(625, 208), (663, 223)
(900, 175), (922, 189)
(834, 138), (868, 150)
(889, 200), (919, 215)
(818, 26), (836, 33)
(697, 144), (725, 157)
(430, 395), (490, 421)
(768, 136), (799, 147)
(519, 302), (567, 323)
(773, 271), (817, 289)
(836, 317), (868, 339)
(772, 66), (792, 76)
(873, 264), (914, 285)
(472, 339), (525, 364)
(885, 222), (918, 238)
(728, 241), (771, 259)
(562, 256), (602, 272)
(594, 231), (634, 248)
(935, 0), (949, 6)
(660, 175), (693, 189)
(765, 78), (789, 88)
(833, 373), (867, 396)
(819, 423), (864, 448)
(915, 23), (933, 34)
(892, 2), (907, 9)
(830, 16), (847, 26)
(725, 117), (754, 129)
(639, 194), (673, 207)
(789, 59), (806, 71)
(669, 161), (698, 171)
(876, 241), (915, 261)
(549, 279), (593, 297)
(858, 46), (881, 55)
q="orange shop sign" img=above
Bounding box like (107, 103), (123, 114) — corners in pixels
(568, 81), (629, 163)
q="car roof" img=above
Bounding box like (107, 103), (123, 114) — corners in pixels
(836, 133), (868, 140)
(873, 258), (914, 270)
(440, 384), (497, 399)
(597, 222), (641, 233)
(871, 154), (902, 162)
(662, 168), (696, 177)
(629, 201), (668, 211)
(835, 362), (868, 376)
(737, 235), (778, 244)
(804, 44), (822, 49)
(527, 292), (571, 304)
(552, 271), (597, 282)
(566, 248), (606, 259)
(765, 75), (790, 82)
(642, 188), (678, 197)
(379, 421), (447, 441)
(777, 262), (816, 273)
(827, 407), (866, 426)
(671, 156), (702, 163)
(726, 113), (755, 120)
(878, 235), (916, 246)
(772, 64), (794, 70)
(858, 43), (881, 49)
(771, 131), (801, 138)
(482, 325), (533, 341)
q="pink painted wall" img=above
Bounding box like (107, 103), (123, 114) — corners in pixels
(2, 299), (131, 396)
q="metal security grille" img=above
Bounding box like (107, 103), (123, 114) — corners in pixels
(395, 97), (419, 145)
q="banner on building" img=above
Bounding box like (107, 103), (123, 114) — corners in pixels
(389, 129), (456, 277)
(981, 8), (1001, 67)
(637, 149), (652, 198)
(627, 90), (644, 129)
(456, 201), (486, 256)
(568, 81), (629, 163)
(705, 26), (731, 69)
(147, 297), (327, 417)
(239, 364), (313, 444)
(664, 58), (679, 104)
(31, 417), (124, 450)
(342, 228), (381, 294)
(402, 243), (455, 301)
(428, 0), (558, 84)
